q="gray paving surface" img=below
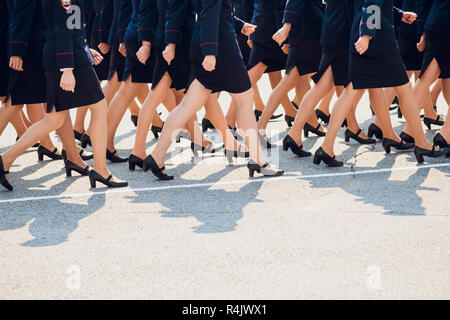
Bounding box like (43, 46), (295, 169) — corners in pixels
(0, 75), (449, 299)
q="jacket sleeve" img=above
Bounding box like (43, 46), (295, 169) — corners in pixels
(283, 0), (305, 26)
(199, 0), (221, 57)
(8, 0), (37, 58)
(392, 6), (404, 26)
(165, 0), (187, 45)
(137, 0), (157, 43)
(416, 0), (433, 33)
(53, 2), (75, 69)
(99, 0), (114, 43)
(233, 15), (246, 34)
(117, 0), (132, 43)
(359, 0), (383, 38)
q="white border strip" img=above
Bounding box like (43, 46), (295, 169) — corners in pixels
(0, 162), (449, 204)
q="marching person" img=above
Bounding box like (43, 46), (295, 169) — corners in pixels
(1, 0), (128, 191)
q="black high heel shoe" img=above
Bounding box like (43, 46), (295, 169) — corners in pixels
(397, 106), (403, 119)
(89, 170), (128, 188)
(191, 142), (216, 157)
(367, 123), (383, 140)
(315, 109), (330, 124)
(61, 149), (93, 162)
(341, 119), (348, 128)
(414, 145), (444, 163)
(254, 109), (283, 122)
(73, 130), (85, 142)
(151, 122), (164, 139)
(381, 138), (415, 154)
(16, 136), (40, 148)
(80, 133), (92, 148)
(247, 161), (284, 178)
(0, 155), (13, 191)
(303, 123), (326, 137)
(258, 133), (273, 149)
(130, 115), (139, 127)
(399, 131), (415, 144)
(282, 135), (311, 157)
(344, 129), (376, 144)
(223, 144), (250, 163)
(202, 118), (215, 132)
(313, 147), (343, 167)
(433, 132), (449, 148)
(423, 115), (444, 130)
(61, 150), (90, 177)
(143, 154), (174, 180)
(285, 115), (295, 127)
(37, 146), (63, 161)
(291, 101), (299, 110)
(128, 154), (144, 171)
(106, 149), (128, 163)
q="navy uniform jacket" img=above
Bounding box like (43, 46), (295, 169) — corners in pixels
(42, 0), (92, 69)
(0, 1), (9, 96)
(7, 0), (46, 64)
(394, 0), (419, 34)
(417, 0), (450, 34)
(234, 0), (254, 22)
(119, 0), (156, 45)
(165, 0), (196, 47)
(117, 0), (133, 43)
(350, 0), (404, 56)
(190, 0), (243, 62)
(98, 0), (115, 43)
(320, 0), (355, 49)
(250, 0), (286, 46)
(283, 0), (324, 42)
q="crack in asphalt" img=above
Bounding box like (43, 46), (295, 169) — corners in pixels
(349, 144), (377, 175)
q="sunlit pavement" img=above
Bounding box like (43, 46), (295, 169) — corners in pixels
(1, 75), (449, 299)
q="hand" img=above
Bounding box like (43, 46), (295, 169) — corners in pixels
(402, 12), (417, 24)
(118, 42), (127, 57)
(136, 42), (151, 64)
(60, 69), (76, 93)
(9, 56), (23, 71)
(272, 23), (291, 46)
(241, 23), (256, 36)
(417, 33), (426, 52)
(355, 35), (371, 55)
(281, 43), (289, 55)
(90, 48), (104, 65)
(162, 43), (176, 65)
(202, 55), (216, 72)
(98, 42), (111, 54)
(247, 39), (252, 48)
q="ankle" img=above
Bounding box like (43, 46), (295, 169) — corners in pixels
(321, 143), (334, 156)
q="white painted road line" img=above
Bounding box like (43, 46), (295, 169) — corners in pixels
(0, 162), (449, 204)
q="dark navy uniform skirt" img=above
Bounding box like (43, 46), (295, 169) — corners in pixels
(420, 31), (450, 79)
(45, 63), (104, 113)
(152, 47), (191, 91)
(397, 31), (424, 71)
(8, 63), (47, 106)
(236, 34), (251, 67)
(312, 46), (349, 87)
(123, 41), (155, 83)
(286, 38), (322, 76)
(108, 47), (126, 82)
(248, 41), (286, 73)
(187, 59), (251, 94)
(349, 52), (409, 89)
(93, 50), (111, 81)
(0, 48), (8, 97)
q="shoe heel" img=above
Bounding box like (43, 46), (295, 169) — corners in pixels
(248, 168), (255, 178)
(313, 153), (321, 165)
(383, 144), (391, 154)
(397, 107), (403, 119)
(415, 153), (424, 164)
(286, 120), (292, 127)
(38, 152), (44, 162)
(344, 133), (350, 142)
(129, 162), (136, 171)
(89, 176), (96, 188)
(81, 141), (87, 148)
(65, 166), (72, 177)
(425, 122), (431, 130)
(282, 141), (289, 151)
(304, 129), (309, 138)
(202, 123), (207, 133)
(368, 129), (374, 138)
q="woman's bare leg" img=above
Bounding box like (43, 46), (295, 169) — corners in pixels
(9, 111), (27, 137)
(321, 83), (363, 156)
(248, 62), (267, 112)
(1, 110), (66, 176)
(20, 109), (32, 128)
(268, 71), (296, 118)
(317, 87), (334, 115)
(106, 76), (147, 151)
(431, 79), (442, 107)
(25, 104), (57, 152)
(288, 67), (335, 146)
(369, 88), (400, 141)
